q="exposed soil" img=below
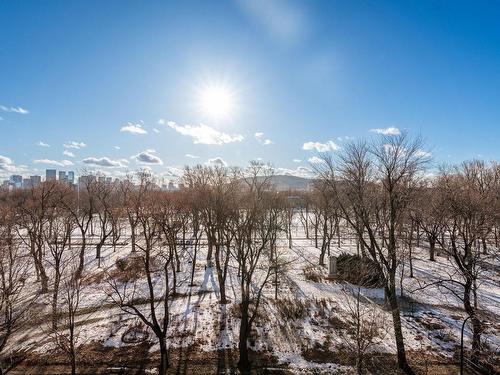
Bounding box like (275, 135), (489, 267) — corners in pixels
(12, 342), (292, 375)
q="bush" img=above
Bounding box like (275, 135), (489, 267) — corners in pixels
(336, 253), (384, 288)
(303, 266), (323, 282)
(111, 256), (145, 283)
(276, 298), (309, 320)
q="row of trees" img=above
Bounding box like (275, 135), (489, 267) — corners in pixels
(314, 134), (499, 373)
(0, 133), (498, 374)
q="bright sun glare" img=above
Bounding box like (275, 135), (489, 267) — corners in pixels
(198, 84), (235, 120)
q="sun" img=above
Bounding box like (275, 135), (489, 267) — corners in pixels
(197, 83), (236, 120)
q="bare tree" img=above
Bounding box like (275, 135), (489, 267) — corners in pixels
(107, 186), (174, 375)
(49, 273), (86, 375)
(339, 283), (388, 375)
(0, 203), (37, 374)
(430, 161), (498, 364)
(87, 179), (115, 267)
(44, 200), (74, 330)
(13, 182), (61, 293)
(232, 162), (277, 370)
(316, 133), (430, 374)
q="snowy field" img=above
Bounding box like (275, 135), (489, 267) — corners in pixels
(6, 218), (500, 374)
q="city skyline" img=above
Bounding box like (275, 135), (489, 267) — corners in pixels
(1, 1), (500, 181)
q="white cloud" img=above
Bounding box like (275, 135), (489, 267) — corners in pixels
(0, 105), (29, 114)
(113, 145), (121, 150)
(0, 155), (15, 172)
(254, 132), (274, 145)
(293, 159), (301, 163)
(132, 150), (163, 165)
(34, 159), (74, 167)
(308, 156), (325, 164)
(370, 127), (400, 135)
(64, 141), (87, 149)
(166, 121), (244, 145)
(120, 122), (147, 135)
(157, 119), (165, 125)
(63, 150), (75, 158)
(152, 128), (160, 133)
(82, 157), (125, 168)
(302, 140), (339, 152)
(0, 156), (27, 176)
(206, 157), (227, 167)
(185, 154), (200, 159)
(37, 141), (50, 147)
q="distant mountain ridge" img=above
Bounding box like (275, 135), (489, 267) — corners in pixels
(248, 174), (314, 191)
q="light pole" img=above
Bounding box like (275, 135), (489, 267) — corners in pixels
(460, 315), (471, 375)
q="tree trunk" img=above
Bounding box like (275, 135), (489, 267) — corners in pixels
(75, 234), (86, 279)
(428, 235), (436, 261)
(387, 286), (414, 375)
(215, 243), (227, 304)
(238, 300), (251, 371)
(464, 280), (482, 363)
(130, 223), (136, 253)
(158, 337), (169, 375)
(190, 239), (198, 286)
(35, 243), (49, 293)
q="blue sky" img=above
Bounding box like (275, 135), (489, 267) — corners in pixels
(1, 0), (499, 180)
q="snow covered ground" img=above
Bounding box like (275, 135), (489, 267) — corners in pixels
(6, 219), (500, 374)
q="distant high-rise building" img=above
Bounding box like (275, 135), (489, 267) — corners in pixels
(67, 171), (75, 184)
(30, 175), (41, 187)
(10, 175), (22, 188)
(59, 171), (67, 182)
(78, 175), (96, 190)
(46, 169), (57, 181)
(22, 178), (32, 189)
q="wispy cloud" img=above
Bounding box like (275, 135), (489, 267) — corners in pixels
(34, 159), (74, 167)
(236, 0), (307, 44)
(37, 141), (50, 147)
(132, 150), (163, 165)
(254, 132), (273, 145)
(120, 122), (148, 135)
(416, 150), (432, 158)
(63, 150), (75, 157)
(293, 158), (301, 163)
(302, 140), (339, 152)
(82, 157), (125, 168)
(370, 127), (400, 135)
(113, 145), (121, 150)
(166, 121), (244, 145)
(308, 156), (325, 164)
(337, 136), (354, 141)
(152, 128), (160, 133)
(185, 154), (200, 159)
(206, 157), (227, 167)
(0, 105), (29, 114)
(64, 141), (87, 149)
